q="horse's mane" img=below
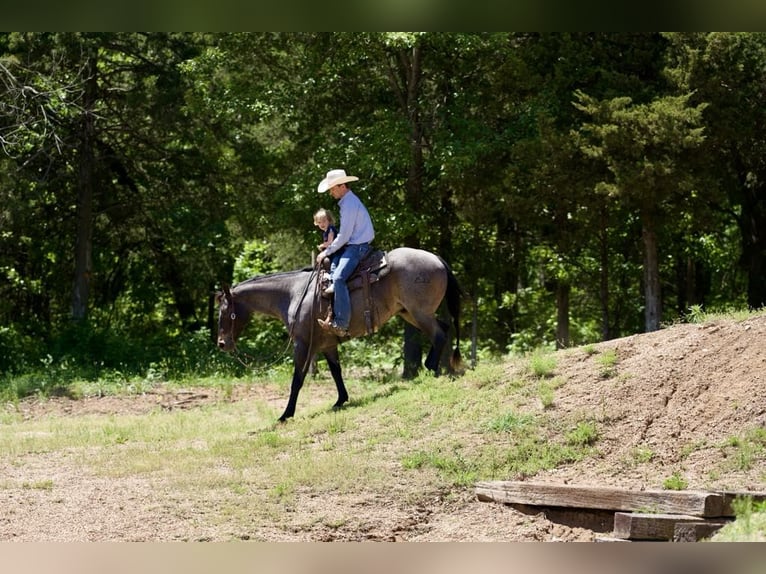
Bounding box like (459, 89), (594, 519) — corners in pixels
(234, 267), (312, 288)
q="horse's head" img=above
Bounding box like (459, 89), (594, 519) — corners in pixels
(216, 284), (248, 351)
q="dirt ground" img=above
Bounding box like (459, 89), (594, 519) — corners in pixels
(2, 314), (765, 542)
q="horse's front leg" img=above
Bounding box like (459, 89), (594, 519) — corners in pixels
(278, 341), (312, 422)
(323, 346), (348, 409)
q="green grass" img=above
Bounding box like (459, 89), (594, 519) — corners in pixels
(0, 355), (601, 535)
(662, 471), (688, 490)
(684, 304), (766, 324)
(712, 497), (766, 542)
(719, 427), (766, 472)
(525, 348), (557, 378)
(596, 348), (619, 379)
(3, 308), (764, 540)
(629, 446), (655, 465)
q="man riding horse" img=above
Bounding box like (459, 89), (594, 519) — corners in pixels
(315, 169), (375, 338)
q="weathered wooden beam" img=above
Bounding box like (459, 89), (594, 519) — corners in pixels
(613, 512), (703, 540)
(673, 521), (729, 542)
(475, 481), (725, 517)
(507, 503), (615, 533)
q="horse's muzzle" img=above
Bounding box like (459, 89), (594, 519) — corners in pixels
(217, 337), (234, 351)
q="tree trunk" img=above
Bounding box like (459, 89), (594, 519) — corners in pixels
(599, 206), (611, 340)
(392, 43), (426, 378)
(641, 212), (661, 332)
(555, 281), (571, 349)
(740, 181), (766, 309)
(151, 239), (202, 331)
(71, 52), (98, 321)
(493, 216), (520, 349)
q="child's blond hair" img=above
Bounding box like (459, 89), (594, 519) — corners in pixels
(313, 208), (335, 225)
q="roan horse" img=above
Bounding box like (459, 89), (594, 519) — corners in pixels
(216, 247), (462, 422)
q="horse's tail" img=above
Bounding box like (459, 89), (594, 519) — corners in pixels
(442, 259), (463, 372)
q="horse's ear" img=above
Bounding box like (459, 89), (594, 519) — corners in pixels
(215, 283), (232, 304)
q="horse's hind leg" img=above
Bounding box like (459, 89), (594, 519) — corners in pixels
(424, 318), (451, 374)
(401, 310), (447, 376)
(323, 347), (349, 409)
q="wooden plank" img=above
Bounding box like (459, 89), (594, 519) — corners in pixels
(507, 503), (615, 533)
(595, 536), (631, 542)
(613, 512), (702, 540)
(475, 481), (725, 517)
(673, 521), (729, 542)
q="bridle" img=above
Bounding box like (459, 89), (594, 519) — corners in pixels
(220, 265), (321, 371)
(221, 294), (254, 368)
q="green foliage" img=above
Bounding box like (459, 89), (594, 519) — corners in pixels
(1, 32), (763, 384)
(486, 411), (538, 434)
(722, 427), (766, 472)
(233, 233), (311, 284)
(712, 497), (766, 542)
(630, 446), (655, 465)
(566, 420), (599, 447)
(662, 471), (688, 490)
(685, 305), (766, 325)
(401, 447), (480, 487)
(597, 348), (619, 378)
(0, 325), (45, 376)
(0, 323), (248, 402)
(524, 348), (558, 378)
(537, 380), (556, 409)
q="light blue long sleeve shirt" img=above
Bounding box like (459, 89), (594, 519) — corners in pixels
(325, 189), (375, 257)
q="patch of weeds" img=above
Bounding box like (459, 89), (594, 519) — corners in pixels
(255, 431), (289, 449)
(22, 479), (54, 490)
(566, 420), (599, 447)
(485, 412), (537, 434)
(537, 377), (564, 409)
(705, 469), (721, 483)
(721, 427), (766, 471)
(663, 471), (688, 490)
(685, 304), (706, 324)
(480, 415), (599, 480)
(538, 382), (555, 409)
(684, 305), (766, 325)
(630, 446), (654, 465)
(500, 436), (587, 479)
(526, 348), (557, 378)
(680, 439), (707, 460)
(326, 413), (348, 435)
(101, 424), (130, 445)
(596, 348), (618, 379)
(582, 344), (598, 356)
(401, 451), (430, 470)
(401, 446), (479, 487)
(469, 361), (507, 389)
(229, 482), (250, 496)
(217, 380), (235, 401)
(270, 481), (294, 502)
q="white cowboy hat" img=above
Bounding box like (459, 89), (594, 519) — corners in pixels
(317, 169), (359, 193)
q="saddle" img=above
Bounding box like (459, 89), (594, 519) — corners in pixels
(318, 248), (389, 335)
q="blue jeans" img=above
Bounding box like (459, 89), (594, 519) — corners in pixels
(330, 243), (370, 329)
